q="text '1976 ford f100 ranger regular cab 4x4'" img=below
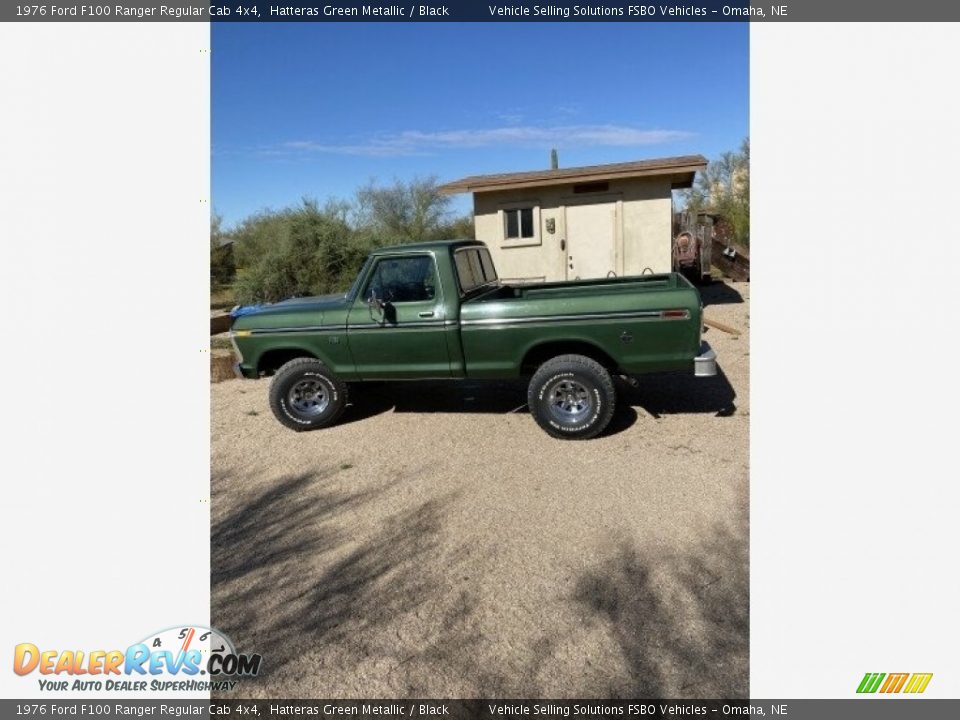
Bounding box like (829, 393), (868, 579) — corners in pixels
(230, 239), (717, 440)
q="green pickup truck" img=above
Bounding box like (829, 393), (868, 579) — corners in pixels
(230, 239), (716, 439)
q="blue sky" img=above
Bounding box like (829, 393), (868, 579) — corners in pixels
(213, 23), (748, 228)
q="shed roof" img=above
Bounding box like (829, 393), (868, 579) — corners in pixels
(438, 154), (707, 195)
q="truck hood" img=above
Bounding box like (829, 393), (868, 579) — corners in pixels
(232, 293), (348, 317)
(231, 293), (350, 331)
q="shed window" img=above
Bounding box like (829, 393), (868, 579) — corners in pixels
(504, 207), (535, 239)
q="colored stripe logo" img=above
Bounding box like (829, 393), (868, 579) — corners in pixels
(857, 672), (933, 694)
(904, 673), (934, 694)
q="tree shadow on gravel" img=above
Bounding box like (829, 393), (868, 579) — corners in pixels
(390, 588), (563, 698)
(211, 469), (458, 686)
(210, 469), (746, 698)
(210, 467), (553, 697)
(572, 516), (749, 698)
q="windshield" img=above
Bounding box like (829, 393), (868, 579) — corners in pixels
(454, 247), (498, 295)
(345, 255), (373, 300)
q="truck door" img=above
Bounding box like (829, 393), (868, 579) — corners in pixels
(346, 252), (452, 379)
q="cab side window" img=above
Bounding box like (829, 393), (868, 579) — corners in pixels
(367, 255), (437, 303)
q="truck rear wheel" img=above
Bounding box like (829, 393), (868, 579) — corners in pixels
(269, 358), (347, 432)
(527, 354), (616, 440)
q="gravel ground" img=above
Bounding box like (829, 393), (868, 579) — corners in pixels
(211, 281), (749, 698)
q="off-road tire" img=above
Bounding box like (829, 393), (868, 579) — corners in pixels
(269, 358), (347, 432)
(527, 354), (616, 440)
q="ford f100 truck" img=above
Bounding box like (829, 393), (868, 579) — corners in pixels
(230, 239), (716, 439)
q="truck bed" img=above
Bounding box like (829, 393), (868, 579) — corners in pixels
(458, 273), (703, 378)
(468, 273), (687, 304)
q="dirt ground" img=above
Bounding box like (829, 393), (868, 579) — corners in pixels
(211, 281), (749, 698)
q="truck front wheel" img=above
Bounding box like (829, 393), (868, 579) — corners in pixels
(527, 354), (616, 440)
(269, 358), (347, 431)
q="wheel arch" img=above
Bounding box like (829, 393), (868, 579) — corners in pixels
(256, 346), (320, 376)
(519, 339), (619, 376)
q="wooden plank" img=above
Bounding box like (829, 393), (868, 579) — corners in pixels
(704, 317), (742, 337)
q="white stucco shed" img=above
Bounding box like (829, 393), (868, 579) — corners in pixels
(439, 155), (707, 283)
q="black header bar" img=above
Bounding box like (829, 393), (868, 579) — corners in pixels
(4, 0), (960, 22)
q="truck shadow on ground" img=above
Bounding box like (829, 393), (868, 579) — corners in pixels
(340, 380), (529, 425)
(340, 369), (737, 433)
(620, 367), (738, 419)
(699, 279), (745, 306)
(571, 515), (749, 697)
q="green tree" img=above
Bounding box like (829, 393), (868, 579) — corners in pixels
(439, 214), (476, 240)
(225, 179), (476, 305)
(683, 137), (750, 247)
(355, 176), (452, 242)
(232, 199), (371, 304)
(210, 212), (235, 285)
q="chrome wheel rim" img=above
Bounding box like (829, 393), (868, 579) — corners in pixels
(545, 379), (593, 423)
(288, 378), (329, 416)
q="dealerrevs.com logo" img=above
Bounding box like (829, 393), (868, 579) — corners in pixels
(13, 625), (261, 692)
(857, 672), (933, 694)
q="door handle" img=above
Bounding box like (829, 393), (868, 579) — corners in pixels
(418, 311), (435, 318)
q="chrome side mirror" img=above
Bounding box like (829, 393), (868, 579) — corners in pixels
(367, 289), (386, 323)
(367, 288), (383, 309)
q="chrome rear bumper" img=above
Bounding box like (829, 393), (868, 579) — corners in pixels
(694, 343), (718, 377)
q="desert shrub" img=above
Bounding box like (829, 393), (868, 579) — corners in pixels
(227, 178), (473, 305)
(355, 175), (452, 243)
(210, 213), (236, 286)
(233, 200), (370, 304)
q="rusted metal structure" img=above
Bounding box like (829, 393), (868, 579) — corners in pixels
(672, 210), (749, 282)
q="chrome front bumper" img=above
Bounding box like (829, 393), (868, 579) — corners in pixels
(694, 342), (718, 377)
